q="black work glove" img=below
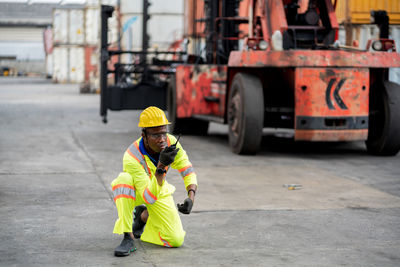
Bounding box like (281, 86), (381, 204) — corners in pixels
(177, 198), (193, 214)
(159, 146), (179, 166)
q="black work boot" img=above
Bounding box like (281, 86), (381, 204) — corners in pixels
(132, 205), (147, 239)
(114, 233), (136, 257)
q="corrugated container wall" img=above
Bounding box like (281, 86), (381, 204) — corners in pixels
(53, 9), (69, 44)
(389, 25), (400, 85)
(53, 46), (68, 83)
(335, 0), (400, 24)
(69, 46), (85, 83)
(85, 7), (100, 45)
(52, 8), (85, 84)
(69, 9), (85, 45)
(50, 2), (119, 90)
(53, 9), (85, 45)
(52, 46), (85, 83)
(119, 0), (184, 63)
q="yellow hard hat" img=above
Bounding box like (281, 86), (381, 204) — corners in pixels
(138, 106), (171, 128)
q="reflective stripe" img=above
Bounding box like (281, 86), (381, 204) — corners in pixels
(167, 136), (171, 146)
(143, 188), (157, 204)
(179, 165), (194, 179)
(127, 141), (151, 177)
(112, 184), (136, 202)
(114, 194), (135, 201)
(159, 232), (172, 248)
(112, 184), (134, 190)
(134, 142), (151, 176)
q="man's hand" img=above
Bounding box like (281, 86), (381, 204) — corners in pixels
(177, 198), (193, 214)
(159, 146), (179, 166)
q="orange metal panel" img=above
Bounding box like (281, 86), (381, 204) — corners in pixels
(175, 65), (227, 118)
(296, 129), (368, 141)
(228, 50), (400, 68)
(294, 67), (369, 141)
(295, 68), (369, 117)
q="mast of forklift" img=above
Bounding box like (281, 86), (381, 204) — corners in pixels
(141, 0), (150, 69)
(100, 5), (114, 123)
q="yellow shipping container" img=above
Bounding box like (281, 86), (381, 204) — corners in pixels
(334, 0), (400, 24)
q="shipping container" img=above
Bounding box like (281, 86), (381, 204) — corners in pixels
(53, 9), (68, 44)
(335, 0), (400, 24)
(85, 7), (100, 45)
(53, 46), (68, 83)
(69, 46), (85, 83)
(120, 0), (184, 51)
(52, 45), (84, 83)
(53, 8), (85, 45)
(69, 9), (85, 45)
(389, 25), (400, 85)
(86, 0), (117, 7)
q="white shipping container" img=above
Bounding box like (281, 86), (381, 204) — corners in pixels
(53, 9), (69, 44)
(121, 14), (142, 50)
(69, 46), (85, 83)
(52, 46), (85, 83)
(108, 10), (119, 46)
(148, 15), (183, 48)
(121, 0), (183, 14)
(102, 0), (118, 6)
(120, 0), (184, 50)
(389, 25), (400, 86)
(121, 14), (183, 50)
(87, 0), (117, 6)
(86, 0), (100, 7)
(85, 8), (100, 45)
(69, 9), (85, 45)
(53, 46), (69, 83)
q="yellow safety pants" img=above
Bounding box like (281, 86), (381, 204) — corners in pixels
(111, 172), (186, 247)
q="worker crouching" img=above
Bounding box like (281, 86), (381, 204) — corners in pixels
(111, 106), (198, 256)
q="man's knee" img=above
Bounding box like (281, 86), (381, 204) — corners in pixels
(167, 232), (185, 248)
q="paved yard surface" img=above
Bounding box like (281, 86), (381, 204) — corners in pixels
(1, 77), (400, 266)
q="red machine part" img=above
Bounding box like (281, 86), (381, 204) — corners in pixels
(228, 50), (400, 68)
(175, 65), (227, 118)
(294, 67), (369, 141)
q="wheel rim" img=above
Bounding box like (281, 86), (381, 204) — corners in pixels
(228, 89), (241, 138)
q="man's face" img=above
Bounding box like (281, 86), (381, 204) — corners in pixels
(142, 125), (168, 153)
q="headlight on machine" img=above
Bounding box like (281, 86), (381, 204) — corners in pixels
(258, 40), (268, 50)
(372, 40), (383, 51)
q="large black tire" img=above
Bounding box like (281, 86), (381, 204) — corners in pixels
(366, 81), (400, 156)
(167, 75), (209, 135)
(228, 73), (264, 155)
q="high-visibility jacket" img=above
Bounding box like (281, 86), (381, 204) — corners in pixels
(123, 134), (197, 206)
(115, 134), (197, 247)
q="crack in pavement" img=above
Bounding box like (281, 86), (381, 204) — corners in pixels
(70, 130), (114, 201)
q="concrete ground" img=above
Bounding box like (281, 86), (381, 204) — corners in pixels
(1, 77), (400, 266)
